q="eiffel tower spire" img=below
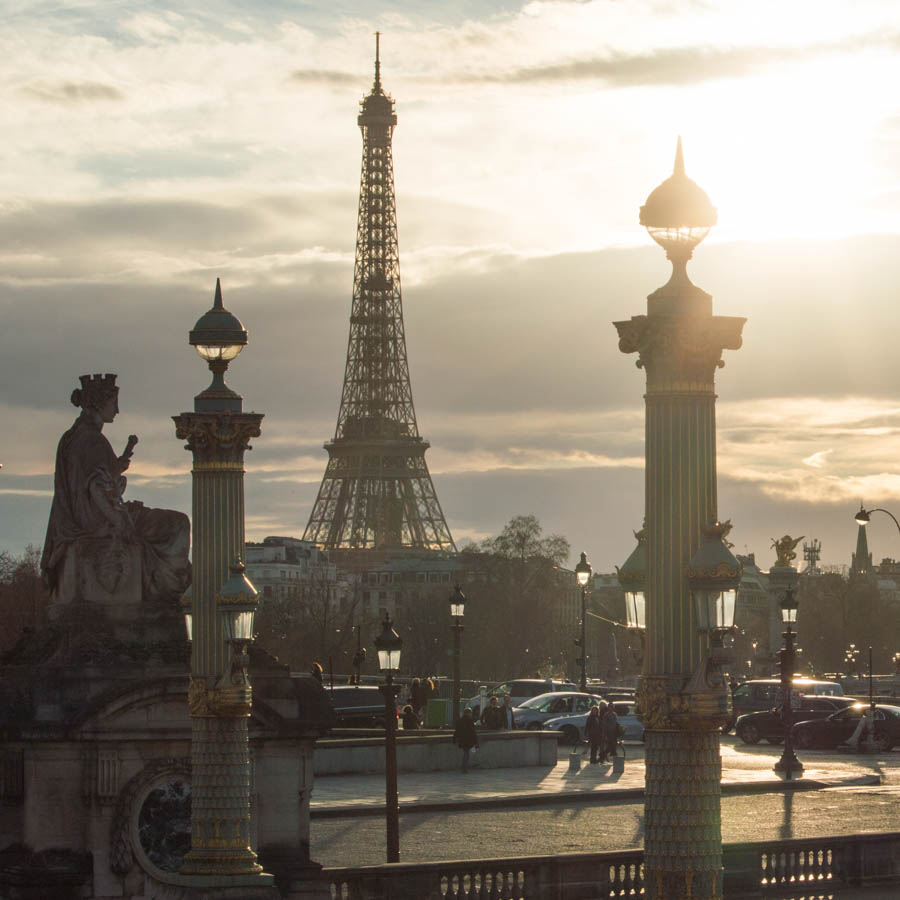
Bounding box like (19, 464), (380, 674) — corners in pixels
(303, 38), (456, 556)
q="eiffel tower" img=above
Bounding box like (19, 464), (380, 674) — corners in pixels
(303, 36), (456, 558)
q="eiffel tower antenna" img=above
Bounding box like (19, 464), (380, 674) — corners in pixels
(303, 37), (457, 557)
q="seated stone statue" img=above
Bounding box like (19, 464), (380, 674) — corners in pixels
(41, 374), (191, 613)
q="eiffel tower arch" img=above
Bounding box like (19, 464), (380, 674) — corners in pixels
(303, 36), (456, 559)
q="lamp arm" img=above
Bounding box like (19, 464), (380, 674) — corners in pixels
(870, 508), (900, 540)
(586, 610), (633, 629)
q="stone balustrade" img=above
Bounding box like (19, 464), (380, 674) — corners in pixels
(324, 832), (900, 899)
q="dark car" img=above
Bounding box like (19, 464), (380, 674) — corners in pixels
(791, 703), (900, 751)
(735, 696), (856, 745)
(326, 685), (393, 728)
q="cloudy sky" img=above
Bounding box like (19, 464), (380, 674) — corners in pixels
(3, 0), (900, 573)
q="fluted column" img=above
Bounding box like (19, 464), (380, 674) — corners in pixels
(615, 303), (744, 900)
(173, 410), (266, 879)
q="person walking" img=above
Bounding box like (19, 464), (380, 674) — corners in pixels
(586, 703), (604, 764)
(453, 707), (480, 773)
(601, 701), (620, 762)
(401, 704), (420, 730)
(410, 678), (425, 717)
(481, 696), (504, 729)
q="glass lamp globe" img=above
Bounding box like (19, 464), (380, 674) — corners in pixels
(639, 137), (717, 265)
(449, 585), (466, 618)
(625, 589), (646, 630)
(617, 527), (647, 631)
(190, 278), (248, 363)
(217, 560), (259, 643)
(375, 612), (403, 673)
(575, 552), (592, 587)
(780, 587), (799, 625)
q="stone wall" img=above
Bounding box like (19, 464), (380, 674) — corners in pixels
(313, 729), (558, 775)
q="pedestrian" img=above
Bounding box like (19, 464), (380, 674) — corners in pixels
(410, 678), (425, 716)
(601, 701), (620, 762)
(453, 707), (480, 773)
(310, 662), (323, 684)
(500, 694), (516, 729)
(481, 695), (504, 729)
(401, 704), (420, 730)
(586, 703), (604, 764)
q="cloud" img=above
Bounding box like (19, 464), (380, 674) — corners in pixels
(459, 30), (900, 88)
(22, 81), (124, 104)
(802, 450), (833, 469)
(290, 69), (359, 85)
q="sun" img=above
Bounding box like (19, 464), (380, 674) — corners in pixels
(680, 54), (894, 242)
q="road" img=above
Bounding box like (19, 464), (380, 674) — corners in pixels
(311, 744), (900, 868)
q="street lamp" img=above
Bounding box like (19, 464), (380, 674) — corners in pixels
(684, 521), (741, 721)
(575, 552), (592, 692)
(774, 587), (804, 779)
(614, 140), (745, 899)
(174, 280), (268, 883)
(351, 623), (366, 685)
(855, 504), (900, 537)
(449, 585), (465, 726)
(374, 611), (402, 863)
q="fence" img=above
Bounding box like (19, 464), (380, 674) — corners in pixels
(326, 832), (900, 899)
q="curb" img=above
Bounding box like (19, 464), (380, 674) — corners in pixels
(310, 773), (880, 819)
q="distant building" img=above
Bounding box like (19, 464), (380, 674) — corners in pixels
(245, 536), (341, 605)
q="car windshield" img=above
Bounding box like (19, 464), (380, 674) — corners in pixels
(518, 693), (559, 710)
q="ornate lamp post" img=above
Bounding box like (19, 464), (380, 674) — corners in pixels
(352, 623), (366, 685)
(774, 587), (804, 778)
(375, 612), (402, 863)
(449, 585), (465, 726)
(173, 279), (270, 885)
(614, 139), (745, 900)
(575, 552), (592, 691)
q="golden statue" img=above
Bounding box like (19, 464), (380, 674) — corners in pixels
(771, 534), (804, 568)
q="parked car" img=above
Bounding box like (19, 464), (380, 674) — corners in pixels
(791, 703), (900, 751)
(465, 679), (577, 718)
(326, 685), (395, 729)
(725, 678), (844, 732)
(544, 701), (642, 745)
(735, 696), (857, 745)
(512, 692), (606, 729)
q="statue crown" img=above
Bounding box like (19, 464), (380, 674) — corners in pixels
(79, 373), (118, 393)
(72, 373), (118, 409)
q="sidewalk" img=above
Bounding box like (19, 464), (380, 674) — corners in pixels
(310, 742), (882, 818)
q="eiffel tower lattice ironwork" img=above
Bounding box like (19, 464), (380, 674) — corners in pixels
(303, 36), (456, 555)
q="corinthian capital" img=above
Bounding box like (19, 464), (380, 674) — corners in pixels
(173, 411), (263, 463)
(614, 314), (745, 386)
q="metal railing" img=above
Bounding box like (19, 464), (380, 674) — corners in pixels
(325, 832), (900, 899)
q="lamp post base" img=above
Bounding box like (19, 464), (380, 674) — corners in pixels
(644, 728), (724, 900)
(774, 751), (804, 779)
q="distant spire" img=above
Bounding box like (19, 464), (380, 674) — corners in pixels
(673, 136), (685, 177)
(374, 31), (381, 91)
(214, 277), (223, 309)
(851, 519), (873, 582)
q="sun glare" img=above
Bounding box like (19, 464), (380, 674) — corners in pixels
(683, 56), (893, 242)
